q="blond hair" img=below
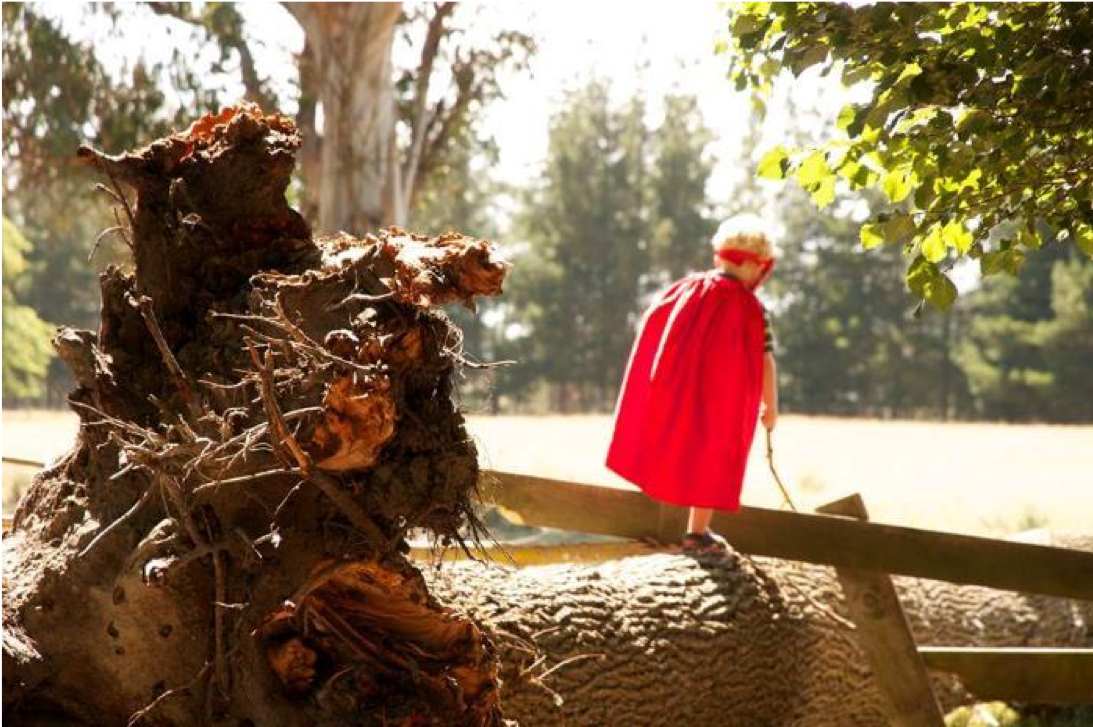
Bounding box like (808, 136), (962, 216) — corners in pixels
(710, 213), (776, 259)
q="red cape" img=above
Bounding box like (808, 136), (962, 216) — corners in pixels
(606, 271), (766, 511)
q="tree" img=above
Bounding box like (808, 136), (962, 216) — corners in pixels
(647, 92), (717, 281)
(957, 244), (1093, 422)
(769, 190), (968, 419)
(3, 3), (533, 401)
(725, 2), (1093, 310)
(5, 1), (534, 233)
(3, 3), (217, 399)
(505, 80), (649, 411)
(210, 1), (533, 232)
(2, 218), (54, 401)
(728, 91), (971, 419)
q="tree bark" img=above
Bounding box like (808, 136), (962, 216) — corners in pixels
(284, 3), (404, 234)
(430, 537), (1093, 726)
(3, 105), (509, 726)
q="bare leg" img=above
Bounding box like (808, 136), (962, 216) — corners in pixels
(687, 507), (713, 534)
(682, 507), (727, 552)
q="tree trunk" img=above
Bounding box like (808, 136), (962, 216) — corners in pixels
(430, 540), (1093, 727)
(2, 105), (510, 726)
(296, 36), (321, 226)
(285, 3), (403, 234)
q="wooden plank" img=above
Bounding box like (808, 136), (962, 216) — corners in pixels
(817, 494), (943, 727)
(2, 456), (46, 468)
(919, 647), (1093, 704)
(482, 470), (1093, 602)
(409, 541), (658, 567)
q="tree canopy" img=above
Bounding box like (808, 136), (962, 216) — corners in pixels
(725, 2), (1093, 310)
(2, 217), (54, 401)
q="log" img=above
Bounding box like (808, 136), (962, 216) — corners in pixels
(3, 105), (510, 726)
(429, 537), (1093, 727)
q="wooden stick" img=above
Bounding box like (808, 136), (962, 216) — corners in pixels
(764, 429), (798, 511)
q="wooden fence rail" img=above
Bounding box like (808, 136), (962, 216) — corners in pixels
(482, 470), (1093, 602)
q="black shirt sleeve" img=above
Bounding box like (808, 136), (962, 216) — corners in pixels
(762, 307), (775, 354)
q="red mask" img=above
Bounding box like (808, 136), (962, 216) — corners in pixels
(715, 248), (775, 286)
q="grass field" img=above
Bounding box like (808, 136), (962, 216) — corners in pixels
(4, 409), (1092, 536)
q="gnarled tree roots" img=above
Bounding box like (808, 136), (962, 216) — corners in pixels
(3, 104), (509, 727)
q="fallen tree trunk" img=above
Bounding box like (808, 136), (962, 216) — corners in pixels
(429, 538), (1093, 727)
(3, 105), (509, 726)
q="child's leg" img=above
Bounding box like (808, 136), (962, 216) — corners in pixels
(687, 507), (713, 534)
(683, 507), (727, 552)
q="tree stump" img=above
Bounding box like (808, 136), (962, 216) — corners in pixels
(3, 105), (509, 727)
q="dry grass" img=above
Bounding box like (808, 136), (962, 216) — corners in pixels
(465, 414), (1093, 537)
(4, 409), (1091, 536)
(2, 409), (81, 511)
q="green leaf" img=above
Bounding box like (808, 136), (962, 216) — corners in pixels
(956, 109), (991, 138)
(922, 225), (946, 262)
(860, 223), (884, 250)
(896, 62), (923, 84)
(924, 273), (957, 311)
(757, 145), (789, 179)
(953, 168), (981, 193)
(839, 159), (862, 181)
(751, 94), (768, 118)
(1003, 248), (1026, 275)
(941, 221), (973, 254)
(837, 103), (857, 131)
(851, 164), (877, 189)
(906, 255), (937, 297)
(810, 176), (836, 208)
(883, 213), (916, 244)
(882, 169), (913, 203)
(1017, 226), (1042, 250)
(980, 250), (1006, 275)
(1075, 224), (1093, 258)
(914, 181), (936, 209)
(796, 151), (830, 188)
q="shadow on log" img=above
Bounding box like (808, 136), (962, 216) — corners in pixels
(3, 105), (510, 726)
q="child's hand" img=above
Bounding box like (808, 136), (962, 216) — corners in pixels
(761, 404), (777, 431)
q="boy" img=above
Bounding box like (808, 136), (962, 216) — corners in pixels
(606, 214), (778, 552)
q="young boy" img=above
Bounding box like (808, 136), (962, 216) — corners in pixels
(606, 214), (778, 552)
